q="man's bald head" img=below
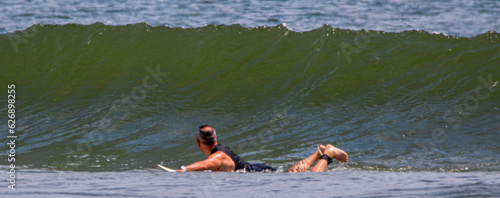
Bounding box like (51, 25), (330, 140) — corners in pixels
(196, 125), (217, 145)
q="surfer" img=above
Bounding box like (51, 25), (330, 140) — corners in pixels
(171, 125), (348, 172)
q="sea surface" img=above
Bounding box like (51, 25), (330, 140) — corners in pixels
(1, 0), (500, 36)
(1, 0), (500, 197)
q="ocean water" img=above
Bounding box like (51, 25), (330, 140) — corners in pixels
(1, 0), (500, 197)
(8, 169), (500, 197)
(1, 0), (500, 36)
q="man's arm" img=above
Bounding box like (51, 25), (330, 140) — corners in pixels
(177, 152), (223, 172)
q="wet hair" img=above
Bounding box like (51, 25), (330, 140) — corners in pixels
(196, 125), (217, 145)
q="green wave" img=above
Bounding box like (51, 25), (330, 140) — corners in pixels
(1, 23), (499, 172)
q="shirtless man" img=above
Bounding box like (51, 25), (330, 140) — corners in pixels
(174, 125), (348, 172)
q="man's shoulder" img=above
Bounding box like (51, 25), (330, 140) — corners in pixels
(210, 150), (230, 159)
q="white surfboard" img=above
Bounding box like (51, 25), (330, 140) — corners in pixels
(157, 164), (177, 172)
